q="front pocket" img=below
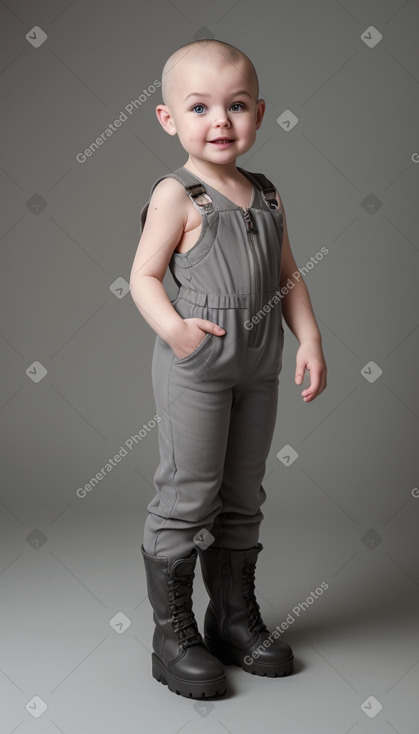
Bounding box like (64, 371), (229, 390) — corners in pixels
(174, 331), (213, 364)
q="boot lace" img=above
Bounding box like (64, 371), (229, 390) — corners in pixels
(242, 561), (269, 634)
(167, 576), (203, 648)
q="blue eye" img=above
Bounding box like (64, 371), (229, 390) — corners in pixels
(190, 102), (246, 114)
(192, 104), (206, 114)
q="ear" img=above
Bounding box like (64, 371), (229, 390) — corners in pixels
(255, 99), (266, 130)
(155, 105), (177, 136)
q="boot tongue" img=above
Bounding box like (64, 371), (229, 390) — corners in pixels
(169, 556), (196, 578)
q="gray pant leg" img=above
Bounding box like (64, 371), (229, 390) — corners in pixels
(210, 372), (279, 548)
(143, 335), (233, 559)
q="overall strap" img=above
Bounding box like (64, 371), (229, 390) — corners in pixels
(238, 168), (279, 210)
(139, 168), (214, 236)
(168, 167), (215, 214)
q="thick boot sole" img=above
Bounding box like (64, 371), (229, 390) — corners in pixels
(204, 637), (294, 678)
(151, 653), (227, 699)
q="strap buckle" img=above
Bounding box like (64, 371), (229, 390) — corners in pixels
(261, 185), (279, 210)
(185, 183), (214, 214)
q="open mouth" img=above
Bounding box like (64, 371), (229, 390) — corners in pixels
(209, 138), (235, 145)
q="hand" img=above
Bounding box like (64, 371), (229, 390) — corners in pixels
(170, 318), (225, 360)
(295, 339), (327, 402)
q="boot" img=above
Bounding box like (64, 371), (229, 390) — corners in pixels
(141, 545), (227, 698)
(198, 542), (294, 677)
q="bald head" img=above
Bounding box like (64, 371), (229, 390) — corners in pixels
(161, 39), (259, 109)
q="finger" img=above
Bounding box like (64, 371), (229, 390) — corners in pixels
(200, 320), (226, 334)
(301, 368), (321, 398)
(302, 369), (327, 400)
(295, 360), (307, 384)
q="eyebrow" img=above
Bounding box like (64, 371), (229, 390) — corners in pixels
(184, 90), (253, 102)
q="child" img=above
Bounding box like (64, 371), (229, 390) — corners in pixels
(130, 39), (327, 699)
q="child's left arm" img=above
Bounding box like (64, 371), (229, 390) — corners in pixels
(276, 191), (328, 403)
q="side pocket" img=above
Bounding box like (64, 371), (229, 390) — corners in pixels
(174, 331), (213, 364)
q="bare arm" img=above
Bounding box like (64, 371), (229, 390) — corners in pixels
(129, 178), (188, 350)
(129, 177), (224, 359)
(277, 193), (322, 344)
(276, 191), (327, 401)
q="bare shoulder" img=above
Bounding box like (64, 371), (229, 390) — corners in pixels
(148, 176), (188, 219)
(130, 176), (192, 283)
(149, 175), (200, 234)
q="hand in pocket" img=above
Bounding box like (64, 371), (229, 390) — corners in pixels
(171, 318), (225, 360)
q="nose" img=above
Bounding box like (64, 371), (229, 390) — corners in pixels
(212, 108), (231, 127)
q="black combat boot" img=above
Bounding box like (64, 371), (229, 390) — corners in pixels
(141, 545), (227, 698)
(198, 543), (294, 677)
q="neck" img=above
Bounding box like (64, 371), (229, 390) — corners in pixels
(183, 157), (240, 187)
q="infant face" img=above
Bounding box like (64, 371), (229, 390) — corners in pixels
(158, 56), (265, 165)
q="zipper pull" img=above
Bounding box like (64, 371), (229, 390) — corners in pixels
(241, 207), (257, 233)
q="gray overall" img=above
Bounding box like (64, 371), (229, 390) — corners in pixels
(138, 166), (284, 559)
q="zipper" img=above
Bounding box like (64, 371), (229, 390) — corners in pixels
(241, 207), (263, 348)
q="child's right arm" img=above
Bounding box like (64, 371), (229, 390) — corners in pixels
(129, 178), (224, 359)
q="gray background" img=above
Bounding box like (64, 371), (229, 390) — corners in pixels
(1, 0), (418, 732)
